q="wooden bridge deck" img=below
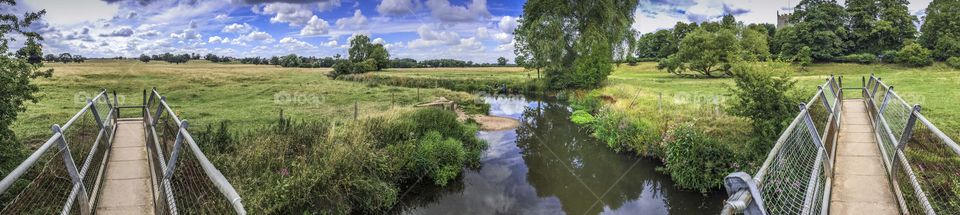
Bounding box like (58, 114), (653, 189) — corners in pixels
(829, 99), (898, 214)
(96, 119), (155, 215)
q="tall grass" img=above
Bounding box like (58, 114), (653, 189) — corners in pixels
(198, 108), (486, 214)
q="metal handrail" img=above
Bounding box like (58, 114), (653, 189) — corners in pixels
(0, 90), (114, 215)
(721, 76), (841, 215)
(146, 89), (246, 214)
(865, 75), (958, 215)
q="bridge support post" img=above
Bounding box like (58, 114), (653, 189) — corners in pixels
(164, 120), (189, 179)
(878, 86), (894, 114)
(818, 86), (833, 113)
(800, 103), (833, 177)
(88, 100), (105, 130)
(53, 124), (92, 215)
(153, 96), (165, 126)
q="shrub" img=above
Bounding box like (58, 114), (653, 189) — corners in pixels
(934, 37), (960, 61)
(663, 123), (737, 193)
(591, 111), (655, 155)
(898, 43), (933, 67)
(947, 57), (960, 69)
(728, 63), (798, 154)
(415, 131), (467, 186)
(570, 110), (596, 125)
(835, 53), (878, 64)
(881, 50), (901, 63)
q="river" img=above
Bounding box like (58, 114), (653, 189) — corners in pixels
(402, 95), (724, 214)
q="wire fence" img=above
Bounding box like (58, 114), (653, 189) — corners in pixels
(144, 89), (245, 214)
(866, 76), (960, 215)
(721, 77), (841, 215)
(0, 90), (115, 214)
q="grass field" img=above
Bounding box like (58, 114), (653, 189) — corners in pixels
(355, 62), (960, 138)
(12, 59), (484, 143)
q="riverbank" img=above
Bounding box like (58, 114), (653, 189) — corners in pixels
(341, 62), (960, 192)
(6, 60), (492, 214)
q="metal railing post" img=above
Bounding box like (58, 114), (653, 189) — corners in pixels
(53, 124), (91, 215)
(872, 78), (882, 98)
(897, 105), (921, 150)
(878, 86), (894, 114)
(87, 100), (104, 130)
(102, 89), (113, 111)
(818, 86), (833, 114)
(153, 96), (166, 126)
(164, 120), (189, 179)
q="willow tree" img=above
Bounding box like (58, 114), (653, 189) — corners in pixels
(514, 0), (639, 89)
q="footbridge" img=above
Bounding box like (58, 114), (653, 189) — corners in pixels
(721, 75), (959, 214)
(0, 89), (246, 214)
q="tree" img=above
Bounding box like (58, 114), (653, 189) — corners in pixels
(1, 0), (54, 175)
(896, 43), (933, 67)
(269, 56), (280, 66)
(348, 35), (372, 63)
(780, 0), (848, 61)
(43, 54), (55, 62)
(875, 0), (917, 52)
(496, 57), (508, 66)
(846, 0), (879, 54)
(369, 44), (389, 71)
(280, 54), (302, 67)
(658, 28), (741, 77)
(727, 63), (798, 156)
(515, 0), (639, 89)
(741, 27), (771, 61)
(920, 0), (960, 60)
(514, 55), (527, 68)
(58, 52), (73, 63)
(139, 54), (151, 63)
(796, 46), (813, 70)
(721, 14), (737, 30)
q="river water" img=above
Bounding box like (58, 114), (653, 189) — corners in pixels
(403, 95), (724, 215)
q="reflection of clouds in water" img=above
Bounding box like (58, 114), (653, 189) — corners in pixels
(477, 130), (515, 161)
(485, 96), (534, 118)
(600, 183), (668, 215)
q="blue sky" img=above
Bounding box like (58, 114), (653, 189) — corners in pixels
(13, 0), (932, 63)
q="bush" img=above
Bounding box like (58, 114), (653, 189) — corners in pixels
(591, 111), (655, 155)
(947, 57), (960, 69)
(728, 63), (798, 153)
(881, 50), (901, 63)
(934, 37), (960, 61)
(663, 124), (737, 192)
(328, 60), (377, 78)
(898, 43), (933, 67)
(570, 110), (595, 125)
(415, 131), (467, 186)
(835, 53), (878, 64)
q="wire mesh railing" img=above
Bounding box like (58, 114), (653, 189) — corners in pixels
(144, 89), (246, 215)
(0, 90), (115, 215)
(865, 75), (960, 215)
(721, 77), (842, 215)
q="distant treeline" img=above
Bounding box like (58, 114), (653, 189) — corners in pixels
(42, 53), (86, 63)
(132, 52), (512, 68)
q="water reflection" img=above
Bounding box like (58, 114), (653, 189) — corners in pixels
(403, 95), (722, 215)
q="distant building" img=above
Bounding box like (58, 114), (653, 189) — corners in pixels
(777, 11), (792, 29)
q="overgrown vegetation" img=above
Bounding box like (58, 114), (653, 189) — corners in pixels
(200, 108), (486, 214)
(328, 35), (390, 78)
(727, 63), (800, 157)
(0, 0), (52, 176)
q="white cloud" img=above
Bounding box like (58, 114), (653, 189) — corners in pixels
(260, 3), (314, 26)
(476, 27), (490, 39)
(209, 36), (224, 43)
(453, 36), (484, 52)
(317, 0), (342, 12)
(223, 23), (254, 34)
(425, 0), (491, 23)
(372, 37), (386, 44)
(320, 40), (338, 47)
(215, 14), (230, 21)
(408, 25), (461, 49)
(279, 37), (316, 49)
(377, 0), (417, 16)
(300, 16), (331, 36)
(493, 32), (511, 44)
(23, 0), (118, 26)
(99, 27), (135, 37)
(170, 29), (201, 41)
(336, 10), (368, 29)
(239, 31), (274, 43)
(498, 16), (518, 33)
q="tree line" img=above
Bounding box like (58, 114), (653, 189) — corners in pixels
(630, 0), (960, 77)
(41, 53), (86, 63)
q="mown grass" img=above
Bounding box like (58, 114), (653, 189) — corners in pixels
(12, 59), (486, 143)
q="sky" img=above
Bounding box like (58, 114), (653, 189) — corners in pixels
(9, 0), (933, 63)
